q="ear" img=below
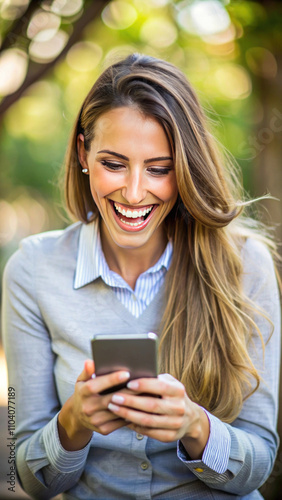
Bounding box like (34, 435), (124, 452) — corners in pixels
(77, 133), (89, 171)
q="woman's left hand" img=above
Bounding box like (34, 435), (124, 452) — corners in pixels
(108, 373), (210, 459)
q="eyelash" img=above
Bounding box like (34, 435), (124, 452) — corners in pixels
(101, 160), (171, 176)
(101, 160), (122, 170)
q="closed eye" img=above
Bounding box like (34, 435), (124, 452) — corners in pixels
(101, 160), (124, 170)
(147, 167), (172, 176)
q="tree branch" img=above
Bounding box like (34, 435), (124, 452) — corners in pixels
(0, 0), (108, 118)
(0, 0), (40, 52)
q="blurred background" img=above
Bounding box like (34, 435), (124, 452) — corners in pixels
(0, 0), (281, 498)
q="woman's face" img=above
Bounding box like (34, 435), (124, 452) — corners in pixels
(78, 106), (178, 254)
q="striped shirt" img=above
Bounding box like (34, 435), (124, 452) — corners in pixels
(74, 218), (172, 318)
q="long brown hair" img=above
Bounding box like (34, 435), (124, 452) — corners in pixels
(65, 53), (275, 422)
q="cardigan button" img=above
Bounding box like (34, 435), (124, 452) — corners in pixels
(141, 461), (148, 470)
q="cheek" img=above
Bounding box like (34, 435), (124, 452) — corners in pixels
(159, 178), (178, 205)
(89, 169), (118, 199)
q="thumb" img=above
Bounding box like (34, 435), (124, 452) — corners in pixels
(77, 359), (95, 382)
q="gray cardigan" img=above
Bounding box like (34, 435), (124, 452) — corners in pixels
(2, 221), (281, 499)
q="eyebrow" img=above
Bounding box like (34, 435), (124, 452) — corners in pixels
(97, 150), (173, 164)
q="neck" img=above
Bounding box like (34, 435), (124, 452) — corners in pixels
(100, 221), (167, 290)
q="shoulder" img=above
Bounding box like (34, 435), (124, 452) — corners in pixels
(241, 236), (278, 301)
(3, 222), (83, 283)
(242, 237), (273, 269)
(20, 220), (82, 254)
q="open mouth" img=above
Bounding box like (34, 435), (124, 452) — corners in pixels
(110, 201), (158, 231)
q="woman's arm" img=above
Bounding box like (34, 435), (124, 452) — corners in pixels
(2, 239), (93, 499)
(2, 238), (134, 499)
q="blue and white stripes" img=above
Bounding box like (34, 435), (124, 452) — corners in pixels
(74, 219), (172, 318)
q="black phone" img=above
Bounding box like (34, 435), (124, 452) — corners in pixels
(91, 332), (158, 395)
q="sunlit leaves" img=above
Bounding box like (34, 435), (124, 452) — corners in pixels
(0, 0), (281, 250)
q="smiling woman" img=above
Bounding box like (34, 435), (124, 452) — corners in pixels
(76, 107), (178, 277)
(2, 53), (281, 500)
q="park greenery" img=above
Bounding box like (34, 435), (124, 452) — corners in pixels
(0, 0), (281, 265)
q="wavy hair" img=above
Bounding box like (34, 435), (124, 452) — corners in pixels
(65, 53), (276, 422)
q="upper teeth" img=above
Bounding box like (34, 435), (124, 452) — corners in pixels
(114, 203), (153, 218)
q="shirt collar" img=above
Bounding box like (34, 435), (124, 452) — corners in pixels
(74, 218), (173, 289)
(74, 218), (101, 289)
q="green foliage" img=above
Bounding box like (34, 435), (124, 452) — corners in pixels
(0, 0), (281, 249)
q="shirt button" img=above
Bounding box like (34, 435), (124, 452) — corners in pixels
(194, 467), (204, 473)
(141, 461), (148, 470)
(132, 295), (137, 301)
(136, 433), (144, 440)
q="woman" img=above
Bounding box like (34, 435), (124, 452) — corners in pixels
(3, 53), (280, 499)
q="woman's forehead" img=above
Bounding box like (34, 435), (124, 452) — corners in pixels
(90, 107), (172, 156)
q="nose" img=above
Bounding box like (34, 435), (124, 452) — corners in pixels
(121, 168), (147, 205)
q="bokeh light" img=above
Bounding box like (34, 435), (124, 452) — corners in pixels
(5, 81), (63, 140)
(214, 64), (252, 99)
(140, 17), (178, 48)
(27, 10), (61, 42)
(203, 24), (236, 45)
(50, 0), (83, 17)
(0, 195), (48, 247)
(0, 0), (29, 21)
(102, 1), (137, 30)
(66, 42), (103, 72)
(177, 0), (231, 37)
(29, 29), (69, 63)
(0, 49), (28, 96)
(103, 44), (138, 68)
(0, 200), (18, 246)
(246, 47), (277, 79)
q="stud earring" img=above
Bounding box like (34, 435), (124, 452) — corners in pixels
(82, 168), (89, 174)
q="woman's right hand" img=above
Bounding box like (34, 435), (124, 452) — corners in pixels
(58, 359), (131, 451)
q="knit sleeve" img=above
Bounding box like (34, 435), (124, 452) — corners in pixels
(2, 238), (91, 499)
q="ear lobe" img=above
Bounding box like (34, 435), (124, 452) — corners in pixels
(77, 133), (88, 170)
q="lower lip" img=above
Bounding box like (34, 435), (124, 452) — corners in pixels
(110, 202), (158, 232)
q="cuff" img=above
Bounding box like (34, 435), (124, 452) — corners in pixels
(42, 412), (92, 473)
(177, 408), (231, 475)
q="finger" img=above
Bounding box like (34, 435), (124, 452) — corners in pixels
(88, 410), (125, 428)
(77, 359), (95, 382)
(96, 418), (129, 436)
(126, 376), (185, 399)
(80, 402), (123, 421)
(108, 403), (183, 430)
(110, 393), (185, 416)
(83, 370), (131, 396)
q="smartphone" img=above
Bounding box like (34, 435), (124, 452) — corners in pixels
(91, 332), (158, 395)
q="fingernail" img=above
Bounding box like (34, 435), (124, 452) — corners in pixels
(108, 403), (120, 412)
(112, 395), (125, 404)
(127, 380), (139, 390)
(119, 371), (130, 381)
